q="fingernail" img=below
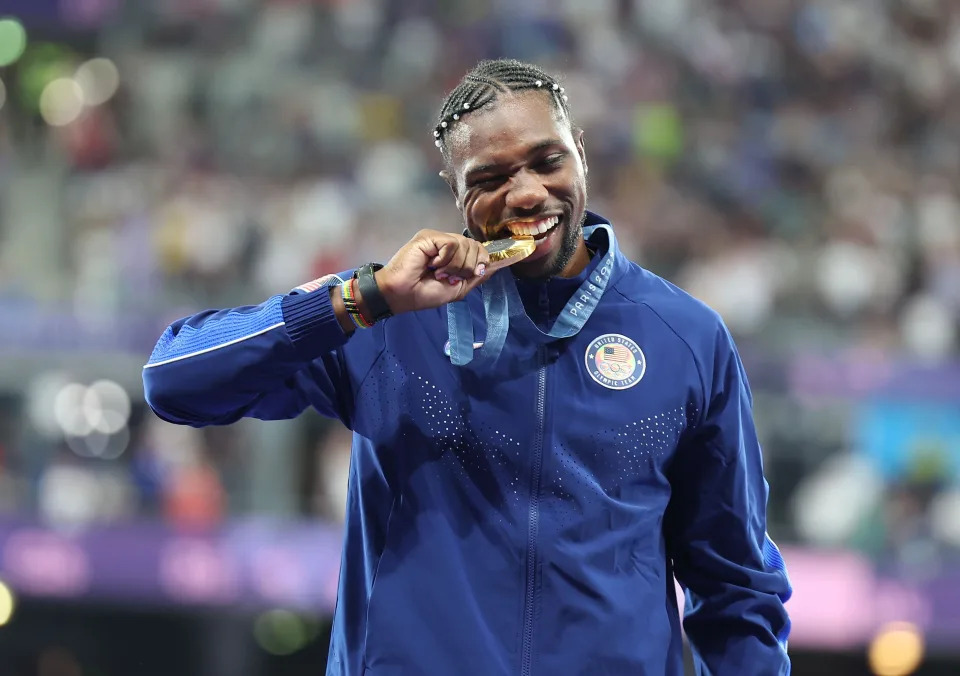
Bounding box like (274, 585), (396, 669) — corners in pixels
(435, 271), (449, 280)
(449, 276), (462, 285)
(477, 264), (486, 276)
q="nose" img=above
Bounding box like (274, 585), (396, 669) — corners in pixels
(505, 170), (548, 213)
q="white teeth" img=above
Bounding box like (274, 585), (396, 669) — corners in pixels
(507, 215), (559, 236)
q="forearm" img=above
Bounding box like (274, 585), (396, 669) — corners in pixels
(670, 319), (791, 675)
(687, 623), (789, 676)
(143, 290), (350, 425)
(672, 447), (791, 675)
(680, 544), (791, 675)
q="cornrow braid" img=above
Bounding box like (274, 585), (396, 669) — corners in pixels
(433, 58), (571, 153)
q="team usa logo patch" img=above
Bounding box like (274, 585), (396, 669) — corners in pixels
(585, 334), (646, 390)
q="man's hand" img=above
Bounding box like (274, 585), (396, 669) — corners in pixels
(375, 230), (491, 315)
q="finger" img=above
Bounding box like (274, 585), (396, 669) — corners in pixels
(459, 244), (481, 280)
(475, 240), (491, 270)
(459, 241), (489, 279)
(445, 241), (471, 277)
(460, 267), (490, 295)
(446, 239), (492, 284)
(427, 237), (459, 271)
(434, 239), (472, 281)
(460, 243), (493, 291)
(460, 240), (490, 279)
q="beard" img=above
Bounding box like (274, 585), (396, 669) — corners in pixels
(515, 209), (586, 282)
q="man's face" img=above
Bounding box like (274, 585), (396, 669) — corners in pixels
(445, 92), (588, 279)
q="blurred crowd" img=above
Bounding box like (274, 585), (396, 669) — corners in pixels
(0, 0), (958, 569)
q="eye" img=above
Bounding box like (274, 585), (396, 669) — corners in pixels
(471, 175), (506, 190)
(536, 153), (566, 172)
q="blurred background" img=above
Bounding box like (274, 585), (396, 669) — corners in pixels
(0, 0), (958, 674)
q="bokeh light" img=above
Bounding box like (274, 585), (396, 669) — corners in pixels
(85, 379), (131, 434)
(868, 622), (924, 676)
(0, 18), (27, 67)
(633, 103), (684, 162)
(39, 78), (84, 127)
(26, 372), (72, 439)
(0, 579), (15, 627)
(17, 43), (74, 112)
(52, 380), (132, 458)
(54, 383), (92, 437)
(75, 57), (119, 106)
(253, 609), (312, 656)
(65, 425), (130, 460)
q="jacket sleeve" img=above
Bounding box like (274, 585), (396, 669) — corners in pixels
(665, 320), (792, 676)
(142, 286), (354, 427)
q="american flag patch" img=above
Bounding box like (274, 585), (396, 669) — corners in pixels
(295, 274), (340, 293)
(602, 345), (632, 363)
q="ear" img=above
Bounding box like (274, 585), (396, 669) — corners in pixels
(574, 128), (588, 176)
(439, 169), (462, 210)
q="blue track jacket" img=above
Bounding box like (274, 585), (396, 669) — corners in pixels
(144, 212), (791, 675)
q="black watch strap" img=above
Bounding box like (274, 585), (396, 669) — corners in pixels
(354, 263), (393, 322)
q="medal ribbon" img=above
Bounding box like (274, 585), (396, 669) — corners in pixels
(445, 222), (617, 366)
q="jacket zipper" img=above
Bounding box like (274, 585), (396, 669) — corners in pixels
(521, 348), (547, 676)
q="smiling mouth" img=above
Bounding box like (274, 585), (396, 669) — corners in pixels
(488, 214), (561, 241)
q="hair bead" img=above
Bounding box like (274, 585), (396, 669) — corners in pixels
(433, 59), (572, 146)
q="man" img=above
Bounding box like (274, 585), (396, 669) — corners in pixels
(144, 59), (791, 675)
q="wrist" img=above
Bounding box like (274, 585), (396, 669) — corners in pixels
(355, 263), (394, 322)
(341, 276), (375, 329)
(353, 285), (375, 324)
(372, 269), (399, 316)
(330, 286), (357, 335)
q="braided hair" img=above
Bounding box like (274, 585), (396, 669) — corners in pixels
(433, 59), (571, 157)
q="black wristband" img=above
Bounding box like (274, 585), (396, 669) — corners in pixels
(354, 263), (393, 322)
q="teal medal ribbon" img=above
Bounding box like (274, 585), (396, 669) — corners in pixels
(445, 222), (617, 366)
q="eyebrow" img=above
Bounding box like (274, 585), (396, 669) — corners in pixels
(463, 139), (566, 183)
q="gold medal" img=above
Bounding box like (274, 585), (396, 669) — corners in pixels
(483, 235), (536, 271)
